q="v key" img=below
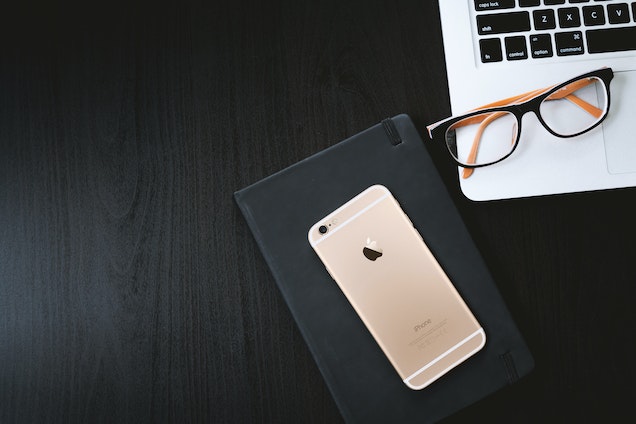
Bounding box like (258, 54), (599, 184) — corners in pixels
(608, 3), (630, 24)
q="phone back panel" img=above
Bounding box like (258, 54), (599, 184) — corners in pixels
(309, 185), (485, 389)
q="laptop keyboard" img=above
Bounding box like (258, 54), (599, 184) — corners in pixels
(473, 0), (636, 63)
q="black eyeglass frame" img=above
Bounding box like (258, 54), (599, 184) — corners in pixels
(427, 67), (614, 169)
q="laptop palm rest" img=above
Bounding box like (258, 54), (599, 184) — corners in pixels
(602, 71), (636, 174)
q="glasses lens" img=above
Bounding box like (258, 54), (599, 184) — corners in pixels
(539, 76), (608, 136)
(445, 111), (519, 167)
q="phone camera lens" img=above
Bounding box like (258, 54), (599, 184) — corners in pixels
(319, 225), (328, 234)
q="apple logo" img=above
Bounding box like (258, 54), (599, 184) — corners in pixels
(363, 238), (383, 261)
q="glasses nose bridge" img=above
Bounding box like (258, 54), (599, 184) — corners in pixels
(512, 96), (543, 120)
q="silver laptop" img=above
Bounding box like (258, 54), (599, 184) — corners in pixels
(438, 0), (636, 200)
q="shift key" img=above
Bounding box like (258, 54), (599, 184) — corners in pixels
(477, 12), (531, 35)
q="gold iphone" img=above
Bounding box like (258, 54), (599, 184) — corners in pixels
(308, 185), (485, 390)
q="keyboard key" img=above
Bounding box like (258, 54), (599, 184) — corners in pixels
(558, 7), (581, 28)
(633, 3), (636, 22)
(582, 5), (605, 26)
(534, 9), (557, 30)
(587, 26), (636, 53)
(474, 0), (515, 11)
(479, 38), (503, 62)
(544, 0), (565, 4)
(568, 0), (590, 3)
(530, 34), (553, 58)
(607, 3), (630, 24)
(477, 12), (531, 35)
(519, 0), (540, 6)
(505, 36), (528, 60)
(555, 31), (584, 55)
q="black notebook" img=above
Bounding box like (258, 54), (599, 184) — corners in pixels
(234, 114), (534, 423)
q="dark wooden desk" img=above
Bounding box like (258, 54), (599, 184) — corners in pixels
(1, 1), (635, 422)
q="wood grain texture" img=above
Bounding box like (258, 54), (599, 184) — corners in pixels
(1, 0), (635, 422)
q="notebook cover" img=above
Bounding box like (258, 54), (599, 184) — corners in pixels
(234, 114), (534, 423)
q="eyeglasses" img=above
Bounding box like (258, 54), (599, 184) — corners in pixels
(426, 67), (614, 179)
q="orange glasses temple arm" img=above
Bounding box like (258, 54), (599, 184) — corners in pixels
(546, 78), (604, 118)
(461, 90), (541, 178)
(461, 111), (509, 179)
